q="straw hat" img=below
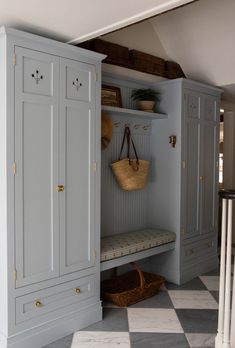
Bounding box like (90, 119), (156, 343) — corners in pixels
(101, 111), (113, 149)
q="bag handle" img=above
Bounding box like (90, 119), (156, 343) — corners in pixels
(118, 126), (139, 165)
(131, 262), (146, 289)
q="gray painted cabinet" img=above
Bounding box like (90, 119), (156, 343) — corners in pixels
(183, 91), (219, 241)
(0, 27), (104, 348)
(149, 79), (221, 284)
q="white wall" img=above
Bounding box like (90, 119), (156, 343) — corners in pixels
(103, 20), (168, 59)
(150, 0), (235, 88)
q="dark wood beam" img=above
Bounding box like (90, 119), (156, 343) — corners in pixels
(78, 39), (185, 79)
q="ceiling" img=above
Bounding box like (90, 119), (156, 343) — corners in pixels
(104, 0), (235, 102)
(0, 0), (193, 43)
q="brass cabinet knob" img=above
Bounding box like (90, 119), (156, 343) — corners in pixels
(56, 185), (64, 192)
(199, 176), (204, 181)
(35, 300), (43, 308)
(75, 288), (81, 294)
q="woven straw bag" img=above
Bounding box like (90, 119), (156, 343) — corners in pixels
(111, 126), (149, 191)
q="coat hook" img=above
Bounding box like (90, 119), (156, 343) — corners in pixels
(114, 122), (121, 128)
(134, 124), (141, 129)
(143, 125), (150, 130)
(169, 135), (177, 148)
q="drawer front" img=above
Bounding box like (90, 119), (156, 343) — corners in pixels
(183, 237), (216, 261)
(16, 275), (95, 324)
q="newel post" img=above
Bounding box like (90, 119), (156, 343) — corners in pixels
(215, 190), (235, 348)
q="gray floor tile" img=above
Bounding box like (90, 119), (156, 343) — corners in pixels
(176, 309), (218, 333)
(129, 291), (174, 308)
(166, 277), (207, 290)
(82, 308), (129, 332)
(210, 291), (219, 303)
(130, 333), (189, 348)
(202, 268), (220, 276)
(42, 334), (73, 348)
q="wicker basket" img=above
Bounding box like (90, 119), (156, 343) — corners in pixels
(101, 263), (165, 307)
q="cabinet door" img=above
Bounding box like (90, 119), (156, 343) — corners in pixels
(15, 47), (60, 287)
(183, 92), (201, 239)
(200, 95), (219, 235)
(59, 58), (96, 275)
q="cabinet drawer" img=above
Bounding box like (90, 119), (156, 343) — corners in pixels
(16, 274), (95, 324)
(183, 237), (216, 260)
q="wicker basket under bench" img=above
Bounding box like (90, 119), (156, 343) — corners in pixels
(100, 229), (176, 272)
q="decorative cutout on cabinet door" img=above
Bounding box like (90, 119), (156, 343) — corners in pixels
(31, 70), (43, 84)
(72, 77), (83, 91)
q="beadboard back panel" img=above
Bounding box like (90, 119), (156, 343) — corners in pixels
(101, 75), (152, 237)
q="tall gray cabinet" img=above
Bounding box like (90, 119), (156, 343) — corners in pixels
(0, 27), (104, 348)
(149, 79), (222, 284)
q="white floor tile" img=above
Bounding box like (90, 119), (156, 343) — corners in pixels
(71, 331), (130, 348)
(127, 308), (184, 333)
(185, 333), (216, 347)
(168, 290), (218, 309)
(199, 276), (220, 291)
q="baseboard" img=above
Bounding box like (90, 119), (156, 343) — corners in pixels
(0, 302), (102, 348)
(180, 254), (219, 284)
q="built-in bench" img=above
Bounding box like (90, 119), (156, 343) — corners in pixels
(101, 229), (176, 271)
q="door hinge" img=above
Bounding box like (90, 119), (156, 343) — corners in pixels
(93, 162), (97, 172)
(13, 162), (16, 175)
(216, 161), (219, 168)
(13, 53), (16, 66)
(95, 73), (98, 82)
(13, 270), (17, 281)
(182, 160), (186, 169)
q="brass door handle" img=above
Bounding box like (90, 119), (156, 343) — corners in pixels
(35, 300), (43, 308)
(56, 185), (64, 192)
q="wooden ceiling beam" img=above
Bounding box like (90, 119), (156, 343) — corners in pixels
(78, 38), (185, 79)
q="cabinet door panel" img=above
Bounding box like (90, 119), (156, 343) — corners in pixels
(183, 92), (201, 239)
(184, 120), (201, 238)
(200, 96), (219, 235)
(15, 47), (60, 287)
(60, 58), (96, 275)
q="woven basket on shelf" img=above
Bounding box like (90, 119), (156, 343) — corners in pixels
(101, 262), (165, 307)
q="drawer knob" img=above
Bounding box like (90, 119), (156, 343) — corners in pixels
(75, 288), (81, 294)
(56, 185), (64, 192)
(35, 300), (43, 308)
(199, 176), (204, 181)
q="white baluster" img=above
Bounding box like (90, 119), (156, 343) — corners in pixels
(223, 199), (233, 348)
(231, 258), (235, 348)
(215, 198), (227, 348)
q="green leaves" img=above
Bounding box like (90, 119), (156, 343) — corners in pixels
(131, 88), (160, 102)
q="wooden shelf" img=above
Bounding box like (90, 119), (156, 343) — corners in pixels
(101, 105), (167, 120)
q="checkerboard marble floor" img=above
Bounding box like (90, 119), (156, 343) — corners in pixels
(43, 269), (220, 348)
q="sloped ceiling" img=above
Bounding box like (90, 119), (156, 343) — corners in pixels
(150, 0), (235, 87)
(0, 0), (193, 43)
(103, 0), (235, 101)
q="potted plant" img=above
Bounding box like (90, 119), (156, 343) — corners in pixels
(131, 88), (160, 112)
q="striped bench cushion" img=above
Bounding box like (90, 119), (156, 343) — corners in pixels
(101, 229), (176, 262)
